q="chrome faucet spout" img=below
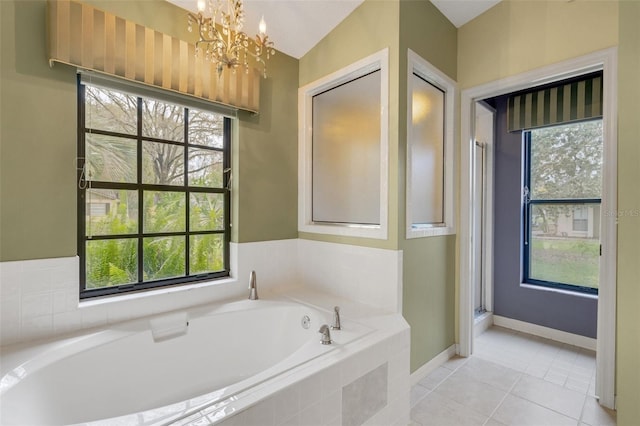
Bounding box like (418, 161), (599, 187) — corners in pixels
(248, 270), (258, 300)
(331, 306), (341, 330)
(319, 324), (332, 345)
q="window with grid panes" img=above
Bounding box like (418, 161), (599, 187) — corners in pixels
(78, 79), (230, 298)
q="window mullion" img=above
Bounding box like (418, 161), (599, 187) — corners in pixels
(78, 77), (87, 292)
(223, 117), (231, 273)
(137, 96), (144, 284)
(185, 107), (190, 277)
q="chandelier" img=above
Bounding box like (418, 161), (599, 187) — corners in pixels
(187, 0), (275, 77)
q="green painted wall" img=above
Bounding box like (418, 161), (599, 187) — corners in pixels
(616, 1), (640, 423)
(235, 51), (299, 243)
(457, 0), (618, 89)
(0, 0), (298, 261)
(398, 0), (458, 373)
(1, 0), (77, 261)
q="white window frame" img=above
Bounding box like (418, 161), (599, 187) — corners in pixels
(298, 49), (389, 239)
(406, 49), (457, 239)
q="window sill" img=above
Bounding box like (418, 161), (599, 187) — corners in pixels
(519, 282), (598, 299)
(406, 225), (455, 239)
(298, 222), (388, 240)
(78, 276), (238, 308)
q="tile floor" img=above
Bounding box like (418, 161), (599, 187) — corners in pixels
(410, 327), (617, 426)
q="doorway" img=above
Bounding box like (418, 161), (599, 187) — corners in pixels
(473, 101), (495, 323)
(458, 48), (618, 409)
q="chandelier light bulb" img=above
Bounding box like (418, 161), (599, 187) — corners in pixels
(197, 0), (206, 12)
(259, 16), (267, 36)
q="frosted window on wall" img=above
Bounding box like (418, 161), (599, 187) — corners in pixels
(312, 70), (381, 225)
(410, 73), (445, 225)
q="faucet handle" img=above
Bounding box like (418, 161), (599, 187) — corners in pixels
(248, 270), (258, 300)
(319, 324), (332, 345)
(331, 306), (341, 330)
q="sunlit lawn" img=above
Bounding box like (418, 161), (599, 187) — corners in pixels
(530, 237), (600, 288)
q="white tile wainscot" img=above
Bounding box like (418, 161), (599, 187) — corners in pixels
(0, 238), (403, 346)
(296, 239), (403, 314)
(0, 240), (299, 346)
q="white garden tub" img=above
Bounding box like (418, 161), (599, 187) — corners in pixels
(0, 297), (373, 425)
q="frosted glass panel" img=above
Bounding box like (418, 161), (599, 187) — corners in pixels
(410, 73), (444, 225)
(312, 70), (381, 225)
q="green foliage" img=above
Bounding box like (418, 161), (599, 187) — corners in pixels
(530, 120), (603, 200)
(86, 238), (137, 289)
(143, 237), (186, 281)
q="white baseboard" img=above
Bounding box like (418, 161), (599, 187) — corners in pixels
(410, 344), (458, 386)
(474, 312), (493, 337)
(493, 315), (597, 351)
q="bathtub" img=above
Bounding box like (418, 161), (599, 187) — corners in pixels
(0, 295), (403, 426)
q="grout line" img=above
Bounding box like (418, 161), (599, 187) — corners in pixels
(484, 370), (524, 425)
(577, 391), (590, 425)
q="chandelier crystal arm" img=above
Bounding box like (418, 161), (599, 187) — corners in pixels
(186, 0), (275, 78)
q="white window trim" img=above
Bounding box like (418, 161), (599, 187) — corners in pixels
(298, 49), (389, 239)
(406, 49), (457, 239)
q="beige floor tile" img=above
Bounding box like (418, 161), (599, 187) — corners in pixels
(417, 366), (453, 390)
(492, 394), (577, 426)
(458, 357), (522, 392)
(434, 374), (507, 417)
(580, 396), (616, 426)
(411, 391), (488, 426)
(484, 419), (508, 426)
(411, 328), (613, 426)
(565, 377), (591, 394)
(441, 355), (470, 371)
(410, 384), (430, 408)
(512, 375), (586, 419)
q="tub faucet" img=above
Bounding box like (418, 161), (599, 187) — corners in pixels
(248, 270), (258, 300)
(319, 324), (332, 345)
(331, 306), (341, 330)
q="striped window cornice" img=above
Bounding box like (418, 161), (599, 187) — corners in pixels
(47, 0), (260, 113)
(507, 72), (602, 132)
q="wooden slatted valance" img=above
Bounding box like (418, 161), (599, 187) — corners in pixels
(47, 0), (260, 113)
(508, 72), (602, 132)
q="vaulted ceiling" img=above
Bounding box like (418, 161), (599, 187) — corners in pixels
(168, 0), (502, 59)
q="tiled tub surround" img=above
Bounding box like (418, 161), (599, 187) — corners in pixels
(1, 291), (410, 425)
(207, 305), (410, 426)
(0, 239), (402, 346)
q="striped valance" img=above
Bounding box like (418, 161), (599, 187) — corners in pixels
(47, 0), (260, 113)
(507, 73), (602, 132)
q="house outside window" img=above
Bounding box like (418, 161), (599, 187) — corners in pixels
(78, 79), (231, 298)
(572, 206), (589, 232)
(523, 119), (603, 294)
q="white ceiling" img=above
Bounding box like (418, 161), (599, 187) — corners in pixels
(168, 0), (501, 59)
(430, 0), (502, 28)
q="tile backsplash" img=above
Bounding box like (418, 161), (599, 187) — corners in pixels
(0, 239), (402, 346)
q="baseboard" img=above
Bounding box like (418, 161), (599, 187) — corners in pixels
(410, 344), (458, 386)
(474, 312), (493, 337)
(493, 315), (597, 351)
